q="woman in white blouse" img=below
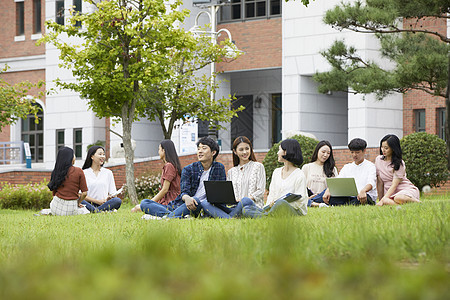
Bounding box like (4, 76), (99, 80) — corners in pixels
(81, 146), (122, 212)
(265, 139), (308, 216)
(201, 136), (266, 218)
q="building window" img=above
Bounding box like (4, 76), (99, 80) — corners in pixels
(21, 104), (44, 163)
(56, 129), (65, 155)
(438, 108), (446, 141)
(56, 0), (65, 25)
(73, 128), (82, 159)
(73, 0), (82, 27)
(16, 1), (25, 36)
(33, 0), (42, 34)
(414, 109), (426, 132)
(220, 0), (281, 22)
(271, 93), (282, 145)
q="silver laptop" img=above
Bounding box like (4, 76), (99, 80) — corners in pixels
(204, 181), (237, 204)
(326, 177), (358, 197)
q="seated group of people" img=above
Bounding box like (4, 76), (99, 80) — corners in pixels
(47, 133), (420, 217)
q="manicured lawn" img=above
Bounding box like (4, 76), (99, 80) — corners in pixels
(0, 194), (448, 299)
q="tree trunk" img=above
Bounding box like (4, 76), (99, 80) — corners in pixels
(446, 53), (450, 170)
(122, 104), (138, 205)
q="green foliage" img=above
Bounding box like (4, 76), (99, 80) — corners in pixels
(0, 199), (448, 298)
(0, 66), (43, 131)
(400, 132), (449, 191)
(262, 134), (318, 187)
(122, 172), (161, 201)
(314, 0), (450, 98)
(0, 181), (52, 210)
(86, 140), (105, 152)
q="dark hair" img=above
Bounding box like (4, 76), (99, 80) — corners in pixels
(197, 136), (220, 161)
(348, 138), (367, 151)
(232, 136), (257, 167)
(310, 140), (335, 178)
(280, 139), (303, 166)
(379, 134), (403, 171)
(160, 139), (182, 176)
(82, 146), (105, 170)
(48, 147), (74, 191)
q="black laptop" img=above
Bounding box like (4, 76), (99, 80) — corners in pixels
(204, 181), (237, 204)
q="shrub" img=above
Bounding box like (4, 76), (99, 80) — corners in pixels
(122, 172), (161, 201)
(262, 134), (318, 188)
(0, 180), (53, 210)
(400, 132), (449, 191)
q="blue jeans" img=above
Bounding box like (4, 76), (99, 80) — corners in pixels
(268, 199), (301, 216)
(167, 197), (203, 219)
(140, 199), (181, 217)
(82, 197), (122, 213)
(309, 189), (375, 206)
(201, 197), (256, 219)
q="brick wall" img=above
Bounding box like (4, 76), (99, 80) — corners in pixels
(1, 148), (448, 195)
(402, 16), (446, 136)
(216, 18), (282, 72)
(0, 0), (45, 58)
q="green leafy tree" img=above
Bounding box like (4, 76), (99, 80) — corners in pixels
(40, 0), (197, 204)
(400, 132), (448, 191)
(142, 27), (243, 139)
(313, 0), (450, 168)
(0, 66), (42, 131)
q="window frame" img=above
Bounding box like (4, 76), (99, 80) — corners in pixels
(56, 129), (65, 156)
(16, 1), (25, 36)
(55, 0), (65, 25)
(219, 0), (281, 23)
(33, 0), (42, 34)
(73, 128), (83, 159)
(437, 107), (446, 141)
(414, 109), (426, 132)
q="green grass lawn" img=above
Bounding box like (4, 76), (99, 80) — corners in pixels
(0, 194), (448, 299)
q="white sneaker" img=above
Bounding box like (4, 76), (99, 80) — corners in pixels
(318, 203), (329, 208)
(141, 214), (162, 220)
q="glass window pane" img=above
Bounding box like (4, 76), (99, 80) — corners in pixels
(56, 0), (64, 25)
(256, 2), (266, 16)
(232, 4), (241, 19)
(58, 131), (64, 144)
(16, 2), (25, 36)
(30, 118), (36, 131)
(29, 135), (35, 146)
(75, 130), (82, 143)
(22, 119), (29, 132)
(75, 145), (82, 158)
(38, 133), (43, 145)
(246, 3), (255, 18)
(38, 148), (43, 161)
(33, 0), (42, 34)
(270, 0), (280, 15)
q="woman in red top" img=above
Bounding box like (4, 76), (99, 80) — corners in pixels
(131, 140), (181, 213)
(48, 147), (89, 215)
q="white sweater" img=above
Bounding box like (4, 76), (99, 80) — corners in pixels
(266, 167), (308, 215)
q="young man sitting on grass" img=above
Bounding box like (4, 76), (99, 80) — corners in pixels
(312, 138), (377, 206)
(141, 136), (227, 219)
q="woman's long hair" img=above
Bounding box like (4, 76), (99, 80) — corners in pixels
(379, 134), (403, 171)
(280, 139), (303, 166)
(48, 147), (74, 191)
(82, 146), (104, 170)
(160, 140), (182, 176)
(310, 140), (336, 178)
(232, 136), (257, 167)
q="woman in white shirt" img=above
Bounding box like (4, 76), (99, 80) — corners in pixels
(302, 140), (338, 207)
(201, 136), (266, 218)
(81, 146), (122, 212)
(265, 139), (308, 216)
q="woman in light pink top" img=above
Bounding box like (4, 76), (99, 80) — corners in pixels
(375, 134), (420, 206)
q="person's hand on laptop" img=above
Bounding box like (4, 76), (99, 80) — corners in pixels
(323, 188), (331, 204)
(357, 191), (367, 204)
(183, 195), (198, 211)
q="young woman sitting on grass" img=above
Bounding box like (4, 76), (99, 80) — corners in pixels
(81, 146), (122, 212)
(48, 147), (88, 216)
(302, 140), (338, 207)
(376, 134), (421, 206)
(264, 139), (308, 216)
(132, 139), (181, 214)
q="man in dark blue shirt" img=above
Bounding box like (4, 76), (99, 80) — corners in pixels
(140, 136), (226, 218)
